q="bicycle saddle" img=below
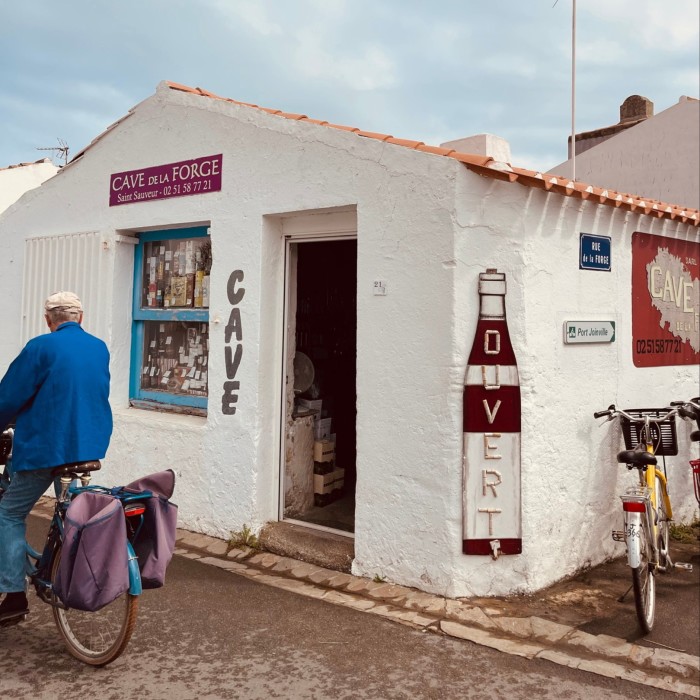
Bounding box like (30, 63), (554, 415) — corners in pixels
(617, 450), (657, 466)
(51, 460), (102, 477)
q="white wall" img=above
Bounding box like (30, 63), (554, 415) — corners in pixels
(440, 175), (698, 597)
(549, 98), (700, 210)
(0, 83), (696, 597)
(0, 160), (58, 214)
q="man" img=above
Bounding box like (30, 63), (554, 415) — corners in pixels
(0, 291), (112, 624)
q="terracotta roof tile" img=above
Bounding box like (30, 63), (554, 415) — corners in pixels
(325, 124), (361, 133)
(356, 130), (393, 141)
(385, 137), (425, 149)
(415, 144), (456, 156)
(83, 80), (700, 227)
(278, 112), (308, 121)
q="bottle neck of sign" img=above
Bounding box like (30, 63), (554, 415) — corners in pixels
(478, 270), (507, 319)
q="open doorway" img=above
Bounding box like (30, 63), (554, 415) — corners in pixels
(282, 238), (357, 534)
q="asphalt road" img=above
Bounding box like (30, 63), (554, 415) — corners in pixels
(0, 515), (688, 700)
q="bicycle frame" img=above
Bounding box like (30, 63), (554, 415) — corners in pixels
(619, 415), (673, 572)
(2, 426), (166, 665)
(596, 403), (693, 633)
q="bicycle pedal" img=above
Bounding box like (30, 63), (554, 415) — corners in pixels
(0, 613), (27, 628)
(611, 530), (625, 542)
(674, 562), (693, 571)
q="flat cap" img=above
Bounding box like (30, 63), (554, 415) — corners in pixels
(44, 291), (83, 312)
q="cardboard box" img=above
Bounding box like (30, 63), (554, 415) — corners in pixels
(313, 417), (332, 440)
(298, 398), (322, 414)
(313, 439), (335, 463)
(313, 468), (344, 495)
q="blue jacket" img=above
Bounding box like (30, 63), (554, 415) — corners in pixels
(0, 322), (112, 472)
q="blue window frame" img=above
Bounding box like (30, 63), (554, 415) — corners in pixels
(130, 226), (211, 411)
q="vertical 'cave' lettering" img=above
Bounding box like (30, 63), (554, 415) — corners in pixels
(222, 270), (245, 415)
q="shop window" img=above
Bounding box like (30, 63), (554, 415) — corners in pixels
(130, 227), (211, 412)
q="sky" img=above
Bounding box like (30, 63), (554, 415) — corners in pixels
(1, 0), (698, 173)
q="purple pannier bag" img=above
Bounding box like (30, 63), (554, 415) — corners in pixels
(124, 469), (178, 589)
(54, 492), (129, 611)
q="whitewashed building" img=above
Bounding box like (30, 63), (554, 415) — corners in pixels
(0, 81), (697, 598)
(550, 95), (700, 210)
(0, 158), (58, 215)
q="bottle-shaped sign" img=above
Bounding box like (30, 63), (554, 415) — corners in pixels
(462, 269), (521, 557)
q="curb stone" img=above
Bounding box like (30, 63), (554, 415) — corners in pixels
(172, 526), (700, 698)
(28, 501), (700, 698)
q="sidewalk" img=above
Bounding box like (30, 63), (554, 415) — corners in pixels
(31, 498), (700, 697)
(174, 527), (700, 698)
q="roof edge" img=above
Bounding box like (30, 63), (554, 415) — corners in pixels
(163, 82), (699, 226)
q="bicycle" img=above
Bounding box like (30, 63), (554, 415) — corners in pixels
(0, 427), (151, 666)
(671, 397), (700, 506)
(593, 404), (693, 633)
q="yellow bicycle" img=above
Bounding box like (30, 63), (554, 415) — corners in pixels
(594, 404), (693, 633)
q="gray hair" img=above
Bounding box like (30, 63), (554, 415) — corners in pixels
(46, 307), (82, 325)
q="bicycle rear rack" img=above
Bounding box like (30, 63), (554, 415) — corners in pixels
(692, 459), (700, 505)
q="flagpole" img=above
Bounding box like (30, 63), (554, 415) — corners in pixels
(571, 0), (577, 181)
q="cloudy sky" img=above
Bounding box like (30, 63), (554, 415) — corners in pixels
(1, 0), (698, 172)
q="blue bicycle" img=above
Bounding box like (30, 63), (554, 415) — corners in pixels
(1, 428), (150, 666)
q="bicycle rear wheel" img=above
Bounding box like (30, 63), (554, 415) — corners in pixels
(631, 520), (656, 633)
(50, 545), (139, 666)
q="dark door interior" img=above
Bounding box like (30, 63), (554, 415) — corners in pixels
(295, 239), (357, 523)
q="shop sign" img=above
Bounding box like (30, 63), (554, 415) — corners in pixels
(109, 154), (222, 206)
(222, 270), (245, 415)
(579, 233), (611, 271)
(631, 232), (699, 367)
(462, 269), (522, 558)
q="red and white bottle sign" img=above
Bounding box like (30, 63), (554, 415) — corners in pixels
(463, 269), (522, 556)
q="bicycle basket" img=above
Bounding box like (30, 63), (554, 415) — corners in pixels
(620, 408), (678, 456)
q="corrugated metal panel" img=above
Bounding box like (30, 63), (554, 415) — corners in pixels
(21, 232), (109, 344)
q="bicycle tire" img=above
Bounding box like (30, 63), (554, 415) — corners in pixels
(50, 545), (139, 666)
(631, 519), (656, 633)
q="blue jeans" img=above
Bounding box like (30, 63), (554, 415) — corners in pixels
(0, 466), (57, 592)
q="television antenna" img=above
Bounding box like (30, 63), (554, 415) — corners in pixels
(36, 138), (70, 166)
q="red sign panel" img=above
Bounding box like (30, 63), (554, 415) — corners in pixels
(109, 154), (222, 206)
(632, 232), (699, 367)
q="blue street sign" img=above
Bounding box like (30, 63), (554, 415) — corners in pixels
(580, 233), (611, 271)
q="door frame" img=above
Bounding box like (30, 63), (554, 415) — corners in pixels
(278, 229), (357, 537)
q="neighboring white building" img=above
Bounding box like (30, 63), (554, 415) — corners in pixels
(0, 158), (58, 214)
(549, 95), (700, 209)
(0, 81), (697, 598)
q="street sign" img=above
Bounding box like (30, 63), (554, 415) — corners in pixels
(580, 233), (611, 271)
(564, 321), (616, 344)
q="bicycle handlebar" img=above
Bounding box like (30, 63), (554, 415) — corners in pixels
(671, 398), (700, 423)
(593, 404), (678, 424)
